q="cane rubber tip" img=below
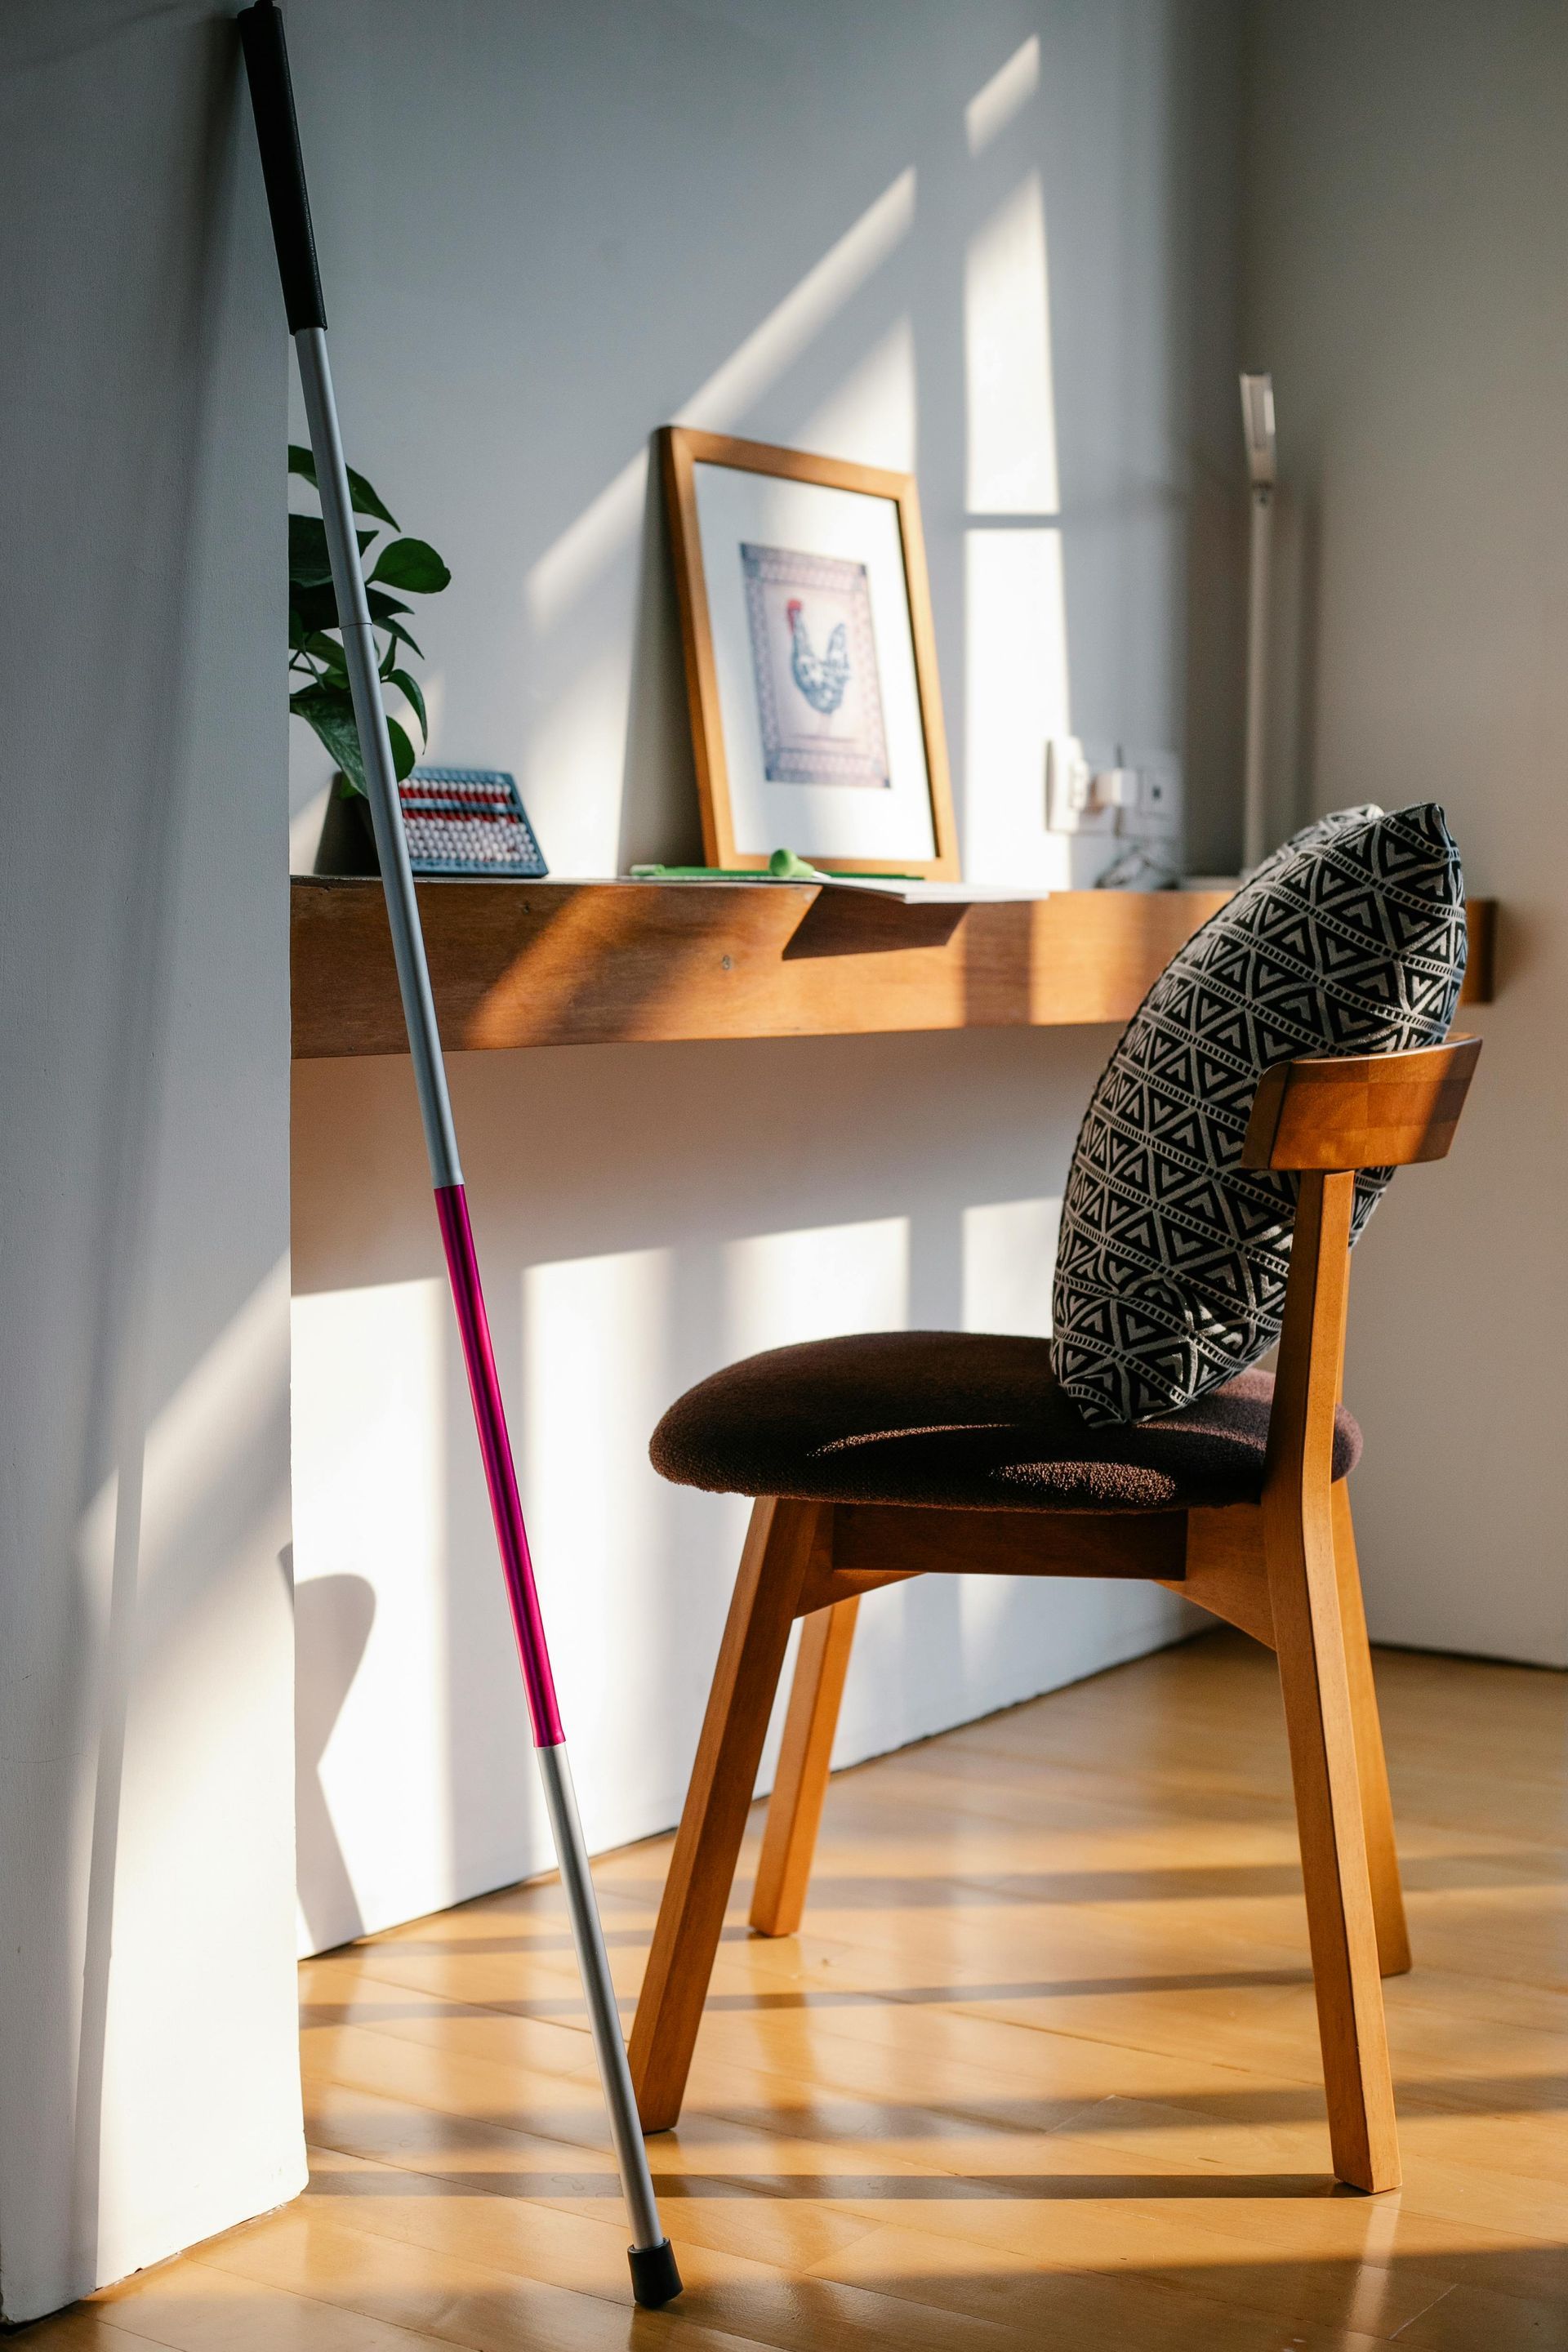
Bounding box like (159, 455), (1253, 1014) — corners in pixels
(629, 2239), (682, 2306)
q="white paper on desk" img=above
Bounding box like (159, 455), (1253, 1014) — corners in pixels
(611, 874), (1051, 904)
(822, 878), (1053, 905)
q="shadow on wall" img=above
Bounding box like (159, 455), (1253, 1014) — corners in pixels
(293, 1570), (376, 1953)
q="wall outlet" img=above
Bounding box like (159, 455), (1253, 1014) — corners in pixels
(1118, 750), (1183, 841)
(1045, 736), (1117, 833)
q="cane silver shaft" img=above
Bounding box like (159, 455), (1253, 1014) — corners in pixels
(537, 1744), (665, 2251)
(296, 327), (461, 1188)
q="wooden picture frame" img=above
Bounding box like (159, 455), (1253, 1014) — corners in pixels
(660, 427), (960, 878)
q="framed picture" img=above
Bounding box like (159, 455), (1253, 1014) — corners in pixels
(661, 427), (959, 877)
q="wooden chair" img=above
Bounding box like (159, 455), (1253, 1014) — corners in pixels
(628, 1036), (1481, 2193)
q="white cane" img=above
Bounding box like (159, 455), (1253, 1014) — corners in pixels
(238, 2), (679, 2305)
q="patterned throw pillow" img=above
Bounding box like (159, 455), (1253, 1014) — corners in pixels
(1254, 803), (1384, 869)
(1052, 803), (1468, 1426)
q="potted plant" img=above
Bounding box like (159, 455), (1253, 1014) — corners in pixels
(287, 444), (451, 795)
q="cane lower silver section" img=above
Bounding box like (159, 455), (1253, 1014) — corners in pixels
(295, 327), (462, 1187)
(537, 1742), (666, 2252)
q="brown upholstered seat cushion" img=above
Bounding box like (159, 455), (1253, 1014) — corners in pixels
(651, 1330), (1361, 1513)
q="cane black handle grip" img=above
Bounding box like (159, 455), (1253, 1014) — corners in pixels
(238, 0), (327, 332)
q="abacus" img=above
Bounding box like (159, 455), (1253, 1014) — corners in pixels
(398, 768), (546, 877)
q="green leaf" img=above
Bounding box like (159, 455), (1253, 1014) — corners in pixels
(288, 514), (375, 587)
(347, 469), (399, 531)
(290, 683), (415, 786)
(289, 443), (400, 528)
(290, 684), (365, 795)
(291, 581), (339, 636)
(377, 617), (425, 662)
(288, 683), (350, 728)
(288, 514), (332, 587)
(366, 587), (412, 623)
(388, 668), (427, 741)
(368, 537), (451, 595)
(387, 717), (416, 781)
(302, 630), (349, 678)
(376, 626), (423, 675)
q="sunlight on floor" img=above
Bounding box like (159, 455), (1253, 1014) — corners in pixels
(46, 1628), (1568, 2350)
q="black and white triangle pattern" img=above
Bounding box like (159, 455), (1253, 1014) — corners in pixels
(1052, 803), (1468, 1427)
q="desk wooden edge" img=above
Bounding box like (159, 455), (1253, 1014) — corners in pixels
(290, 879), (1499, 1061)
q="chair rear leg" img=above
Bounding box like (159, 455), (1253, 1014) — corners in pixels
(751, 1597), (860, 1937)
(1267, 1487), (1400, 2192)
(1333, 1482), (1411, 1976)
(630, 1497), (825, 2132)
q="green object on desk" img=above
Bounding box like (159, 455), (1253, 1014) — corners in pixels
(630, 848), (922, 883)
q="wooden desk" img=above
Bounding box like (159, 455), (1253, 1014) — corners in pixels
(291, 877), (1497, 1061)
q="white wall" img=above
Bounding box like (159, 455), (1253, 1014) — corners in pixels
(287, 0), (1241, 1950)
(0, 1), (304, 2323)
(1241, 0), (1568, 1664)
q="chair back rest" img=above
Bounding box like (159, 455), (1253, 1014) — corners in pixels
(1244, 1037), (1481, 1505)
(1241, 1035), (1481, 1174)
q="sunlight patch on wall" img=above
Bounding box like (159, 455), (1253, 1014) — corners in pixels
(71, 1249), (295, 2162)
(80, 1250), (296, 2266)
(965, 35), (1040, 157)
(519, 644), (632, 874)
(962, 1196), (1062, 1338)
(680, 170), (915, 441)
(963, 526), (1071, 884)
(800, 316), (916, 474)
(523, 454), (648, 638)
(723, 1216), (910, 1362)
(526, 170), (916, 631)
(965, 172), (1058, 514)
(520, 1245), (675, 1753)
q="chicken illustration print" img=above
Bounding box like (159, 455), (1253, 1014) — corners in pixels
(741, 541), (890, 787)
(786, 598), (851, 724)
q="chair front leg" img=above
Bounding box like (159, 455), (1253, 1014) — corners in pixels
(1268, 1484), (1399, 2190)
(1264, 1170), (1399, 2193)
(1333, 1481), (1411, 1976)
(751, 1596), (860, 1937)
(629, 1496), (826, 2133)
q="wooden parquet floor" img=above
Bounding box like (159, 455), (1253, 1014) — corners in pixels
(38, 1628), (1568, 2350)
